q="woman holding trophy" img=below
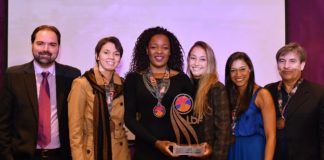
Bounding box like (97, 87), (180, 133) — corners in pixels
(124, 27), (204, 159)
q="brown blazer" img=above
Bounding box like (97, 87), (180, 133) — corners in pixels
(68, 66), (130, 160)
(0, 61), (81, 160)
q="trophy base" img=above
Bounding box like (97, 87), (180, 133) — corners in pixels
(172, 144), (204, 156)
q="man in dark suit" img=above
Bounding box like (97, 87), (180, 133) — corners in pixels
(0, 25), (81, 160)
(265, 42), (324, 160)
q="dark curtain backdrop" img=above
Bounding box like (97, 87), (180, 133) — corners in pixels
(0, 0), (7, 91)
(286, 0), (324, 85)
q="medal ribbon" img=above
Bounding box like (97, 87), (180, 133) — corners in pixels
(231, 107), (239, 135)
(100, 72), (115, 113)
(277, 78), (303, 119)
(143, 68), (170, 106)
(105, 82), (115, 113)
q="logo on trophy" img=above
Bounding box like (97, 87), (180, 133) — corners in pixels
(170, 93), (204, 156)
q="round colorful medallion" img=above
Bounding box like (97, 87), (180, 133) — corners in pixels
(173, 93), (193, 114)
(153, 103), (166, 118)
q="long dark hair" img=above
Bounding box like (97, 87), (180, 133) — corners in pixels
(225, 52), (255, 116)
(129, 26), (184, 73)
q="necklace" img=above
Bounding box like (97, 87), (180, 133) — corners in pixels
(231, 101), (240, 135)
(276, 78), (303, 129)
(143, 68), (170, 118)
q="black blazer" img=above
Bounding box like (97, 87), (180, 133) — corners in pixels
(265, 80), (324, 160)
(0, 61), (81, 160)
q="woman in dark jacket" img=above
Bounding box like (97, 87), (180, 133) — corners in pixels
(187, 41), (231, 160)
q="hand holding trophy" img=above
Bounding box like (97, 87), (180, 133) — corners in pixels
(189, 142), (213, 158)
(170, 93), (205, 156)
(154, 140), (179, 157)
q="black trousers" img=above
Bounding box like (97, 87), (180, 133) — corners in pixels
(34, 148), (62, 160)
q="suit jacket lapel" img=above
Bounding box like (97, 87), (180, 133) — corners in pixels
(55, 63), (65, 120)
(285, 81), (310, 120)
(271, 82), (282, 118)
(23, 61), (38, 120)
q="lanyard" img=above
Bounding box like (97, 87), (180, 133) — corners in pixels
(143, 68), (170, 118)
(277, 78), (303, 119)
(100, 72), (115, 113)
(143, 68), (170, 103)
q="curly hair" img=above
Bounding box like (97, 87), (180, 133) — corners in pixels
(129, 26), (184, 73)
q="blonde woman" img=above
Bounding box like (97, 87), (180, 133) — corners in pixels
(187, 41), (231, 160)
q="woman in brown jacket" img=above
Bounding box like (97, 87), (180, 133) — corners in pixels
(68, 37), (130, 160)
